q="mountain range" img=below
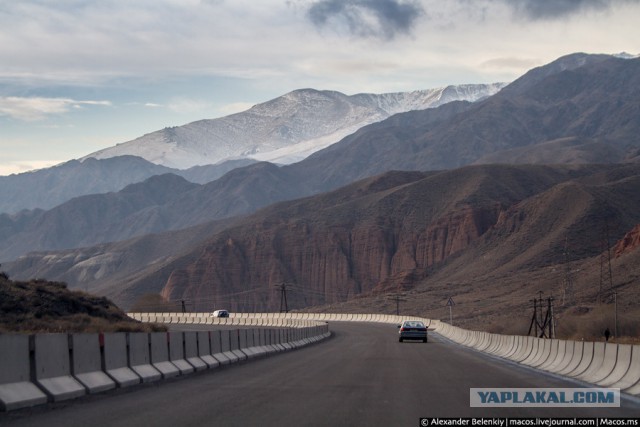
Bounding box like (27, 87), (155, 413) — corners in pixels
(3, 52), (640, 332)
(0, 84), (503, 214)
(83, 84), (506, 169)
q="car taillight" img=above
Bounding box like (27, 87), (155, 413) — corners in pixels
(400, 327), (406, 331)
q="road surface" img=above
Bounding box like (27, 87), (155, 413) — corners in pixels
(2, 322), (639, 426)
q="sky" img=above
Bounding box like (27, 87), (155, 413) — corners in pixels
(0, 0), (638, 176)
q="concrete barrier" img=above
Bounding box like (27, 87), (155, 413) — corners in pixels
(528, 339), (553, 368)
(504, 336), (523, 359)
(102, 333), (140, 388)
(238, 329), (256, 359)
(518, 337), (541, 364)
(571, 342), (603, 379)
(195, 331), (219, 369)
(1, 317), (332, 412)
(539, 340), (565, 372)
(169, 332), (195, 375)
(228, 330), (248, 361)
(546, 340), (573, 373)
(183, 332), (207, 371)
(150, 332), (180, 379)
(210, 330), (234, 365)
(33, 334), (86, 402)
(128, 333), (161, 383)
(616, 346), (640, 394)
(597, 344), (632, 387)
(218, 330), (241, 363)
(581, 343), (618, 384)
(70, 334), (116, 394)
(556, 341), (585, 376)
(0, 335), (48, 411)
(564, 341), (594, 377)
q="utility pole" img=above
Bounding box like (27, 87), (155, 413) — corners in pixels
(388, 294), (407, 316)
(548, 296), (555, 339)
(528, 298), (538, 337)
(599, 222), (614, 302)
(528, 293), (553, 338)
(614, 291), (618, 339)
(276, 283), (290, 313)
(538, 291), (544, 334)
(562, 236), (575, 307)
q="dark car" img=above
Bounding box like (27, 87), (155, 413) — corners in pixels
(398, 320), (427, 342)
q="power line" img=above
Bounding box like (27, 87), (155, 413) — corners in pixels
(388, 293), (407, 316)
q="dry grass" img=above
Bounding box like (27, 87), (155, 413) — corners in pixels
(0, 275), (166, 334)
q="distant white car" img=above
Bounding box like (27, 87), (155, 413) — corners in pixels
(211, 309), (229, 318)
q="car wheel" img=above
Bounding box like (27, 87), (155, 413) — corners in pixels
(399, 337), (403, 342)
(423, 338), (427, 343)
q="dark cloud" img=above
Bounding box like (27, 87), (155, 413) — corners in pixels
(307, 0), (424, 40)
(507, 0), (614, 20)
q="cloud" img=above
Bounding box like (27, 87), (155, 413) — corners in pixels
(0, 97), (111, 121)
(479, 57), (542, 71)
(504, 0), (615, 21)
(166, 98), (213, 115)
(307, 0), (424, 40)
(0, 159), (64, 176)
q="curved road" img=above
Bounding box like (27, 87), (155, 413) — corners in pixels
(2, 322), (639, 426)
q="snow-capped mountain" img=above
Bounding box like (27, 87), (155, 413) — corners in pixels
(84, 84), (506, 169)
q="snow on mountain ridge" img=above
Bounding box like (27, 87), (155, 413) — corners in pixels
(84, 84), (507, 169)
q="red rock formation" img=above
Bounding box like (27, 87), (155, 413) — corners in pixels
(613, 224), (640, 257)
(161, 203), (503, 311)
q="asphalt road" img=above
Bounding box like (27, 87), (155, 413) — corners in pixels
(2, 322), (639, 426)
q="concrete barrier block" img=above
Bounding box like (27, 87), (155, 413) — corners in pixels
(70, 334), (116, 394)
(564, 341), (594, 377)
(0, 334), (48, 411)
(511, 336), (534, 362)
(572, 342), (604, 379)
(228, 329), (248, 361)
(539, 340), (566, 372)
(209, 330), (232, 365)
(547, 340), (573, 373)
(581, 342), (617, 384)
(528, 339), (552, 368)
(238, 329), (257, 359)
(532, 339), (557, 369)
(34, 334), (86, 402)
(183, 332), (207, 371)
(520, 338), (543, 365)
(597, 344), (632, 387)
(218, 330), (240, 364)
(502, 336), (521, 359)
(168, 332), (195, 375)
(150, 333), (180, 379)
(557, 341), (585, 376)
(195, 331), (219, 369)
(612, 345), (640, 394)
(102, 333), (140, 388)
(128, 333), (161, 383)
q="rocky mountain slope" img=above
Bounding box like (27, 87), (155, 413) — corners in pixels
(0, 156), (257, 214)
(6, 164), (640, 324)
(0, 162), (310, 261)
(84, 84), (506, 169)
(286, 54), (640, 188)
